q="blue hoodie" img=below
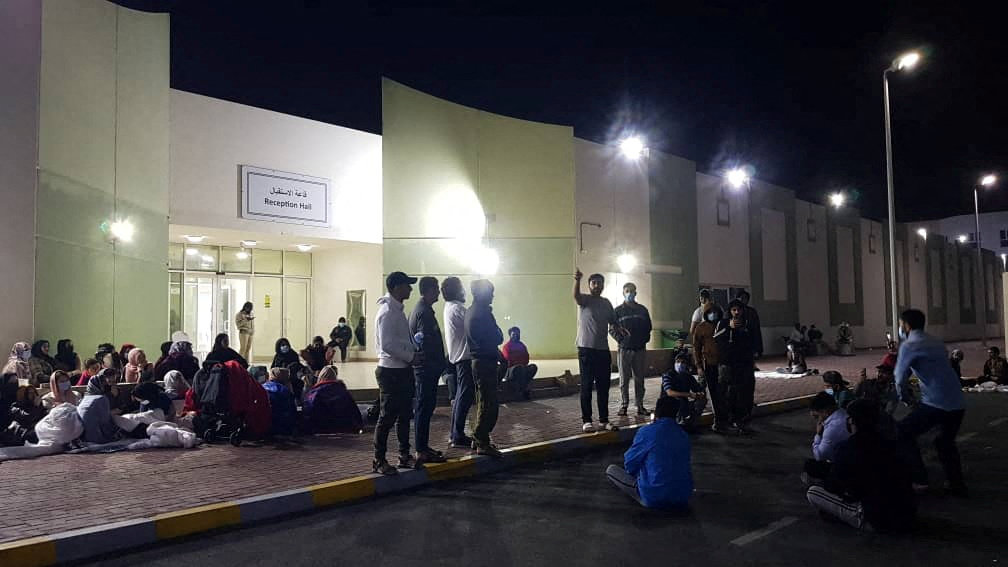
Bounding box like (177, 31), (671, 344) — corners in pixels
(624, 418), (693, 508)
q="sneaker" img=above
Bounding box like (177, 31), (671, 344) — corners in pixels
(617, 407), (628, 417)
(450, 436), (473, 449)
(475, 443), (502, 458)
(711, 423), (730, 434)
(636, 407), (651, 416)
(372, 459), (398, 476)
(582, 422), (596, 433)
(416, 449), (447, 466)
(600, 422), (619, 432)
(398, 454), (417, 469)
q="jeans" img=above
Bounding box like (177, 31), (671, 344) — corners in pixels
(505, 364), (538, 395)
(606, 464), (643, 506)
(413, 364), (441, 452)
(579, 347), (612, 423)
(472, 358), (500, 446)
(702, 364), (729, 426)
(719, 362), (755, 425)
(897, 403), (965, 486)
(373, 366), (413, 461)
(449, 360), (475, 444)
(445, 367), (457, 403)
(618, 348), (646, 410)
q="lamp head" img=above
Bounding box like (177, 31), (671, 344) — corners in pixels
(829, 192), (845, 209)
(894, 51), (921, 71)
(981, 174), (997, 187)
(726, 168), (750, 189)
(619, 136), (645, 160)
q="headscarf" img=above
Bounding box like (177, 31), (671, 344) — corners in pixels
(124, 348), (148, 383)
(3, 342), (32, 384)
(169, 341), (194, 358)
(85, 374), (108, 396)
(49, 370), (74, 404)
(213, 333), (230, 352)
(269, 367), (291, 384)
(31, 340), (55, 365)
(15, 385), (39, 406)
(55, 339), (77, 370)
(317, 365), (340, 384)
(131, 381), (172, 416)
(163, 370), (190, 399)
(118, 343), (136, 362)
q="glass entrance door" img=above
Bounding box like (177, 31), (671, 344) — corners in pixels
(218, 277), (250, 345)
(284, 279), (310, 350)
(183, 275), (216, 360)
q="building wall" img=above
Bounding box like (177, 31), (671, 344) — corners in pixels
(169, 90), (382, 245)
(860, 218), (887, 342)
(34, 0), (169, 355)
(747, 180), (799, 354)
(649, 152), (699, 335)
(795, 200), (829, 330)
(696, 172), (751, 288)
(381, 79), (576, 357)
(0, 0), (41, 350)
(311, 243), (383, 359)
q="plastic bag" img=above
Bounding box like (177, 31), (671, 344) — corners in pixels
(35, 403), (83, 446)
(140, 421), (198, 449)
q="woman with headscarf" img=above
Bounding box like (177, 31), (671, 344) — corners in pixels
(130, 381), (174, 419)
(154, 341), (200, 383)
(2, 342), (32, 386)
(118, 343), (136, 363)
(10, 385), (45, 433)
(300, 336), (327, 374)
(163, 370), (191, 400)
(28, 340), (55, 387)
(123, 348), (154, 384)
(302, 365), (364, 434)
(41, 370), (81, 410)
(53, 339), (81, 373)
(154, 341), (172, 369)
(262, 367), (297, 436)
(77, 370), (120, 444)
(0, 372), (35, 446)
(206, 333), (248, 368)
(271, 338), (300, 370)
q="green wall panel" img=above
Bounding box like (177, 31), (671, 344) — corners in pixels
(34, 238), (114, 352)
(647, 152), (698, 326)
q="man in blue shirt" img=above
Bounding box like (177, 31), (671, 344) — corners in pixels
(605, 396), (693, 509)
(893, 309), (967, 496)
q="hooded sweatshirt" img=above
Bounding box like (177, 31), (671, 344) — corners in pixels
(375, 294), (414, 369)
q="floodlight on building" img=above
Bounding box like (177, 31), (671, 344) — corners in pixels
(183, 235), (205, 243)
(829, 192), (846, 209)
(472, 246), (499, 275)
(185, 247), (198, 256)
(1002, 253), (1007, 269)
(619, 136), (646, 160)
(916, 228), (927, 239)
(726, 168), (750, 189)
(236, 250), (250, 260)
(616, 253), (637, 274)
(894, 51), (921, 71)
(981, 174), (997, 187)
(295, 244), (314, 252)
(109, 219), (134, 242)
(958, 234), (968, 243)
(240, 240), (258, 247)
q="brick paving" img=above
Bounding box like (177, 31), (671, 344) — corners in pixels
(0, 340), (993, 543)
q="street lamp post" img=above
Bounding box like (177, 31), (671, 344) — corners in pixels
(973, 174), (998, 346)
(883, 50), (921, 339)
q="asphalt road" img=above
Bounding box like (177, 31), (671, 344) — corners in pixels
(77, 394), (1008, 567)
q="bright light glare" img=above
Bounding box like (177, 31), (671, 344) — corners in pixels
(472, 246), (499, 275)
(109, 220), (134, 242)
(958, 234), (968, 243)
(726, 168), (750, 189)
(896, 51), (921, 70)
(201, 254), (214, 263)
(236, 251), (250, 260)
(183, 234), (205, 243)
(616, 253), (638, 274)
(916, 228), (927, 239)
(1002, 253), (1007, 268)
(295, 244), (314, 252)
(620, 136), (645, 160)
(240, 240), (258, 247)
(829, 192), (845, 209)
(185, 247), (198, 256)
(981, 174), (997, 187)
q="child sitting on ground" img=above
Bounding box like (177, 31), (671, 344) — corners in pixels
(660, 354), (706, 430)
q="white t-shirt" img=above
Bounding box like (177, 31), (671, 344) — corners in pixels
(691, 306), (704, 324)
(577, 295), (616, 350)
(443, 300), (470, 364)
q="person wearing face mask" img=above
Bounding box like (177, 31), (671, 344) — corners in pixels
(301, 336), (328, 374)
(801, 391), (851, 486)
(271, 338), (300, 370)
(660, 354), (707, 431)
(692, 304), (729, 433)
(0, 372), (37, 445)
(42, 370), (81, 410)
(3, 342), (33, 386)
(28, 340), (56, 387)
(9, 385), (45, 436)
(715, 299), (755, 433)
(613, 282), (653, 417)
(501, 327), (538, 400)
(236, 302), (255, 361)
(893, 308), (967, 497)
(154, 341), (200, 383)
(53, 339), (81, 374)
(78, 370), (121, 444)
(123, 348), (154, 384)
(688, 289), (714, 340)
(329, 317), (354, 363)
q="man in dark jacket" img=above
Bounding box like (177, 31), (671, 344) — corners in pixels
(465, 279), (504, 457)
(614, 282), (653, 417)
(409, 277), (448, 465)
(716, 299), (755, 432)
(329, 317), (354, 362)
(807, 398), (916, 532)
(736, 290), (763, 359)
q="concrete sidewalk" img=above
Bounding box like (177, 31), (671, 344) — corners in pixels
(0, 341), (993, 559)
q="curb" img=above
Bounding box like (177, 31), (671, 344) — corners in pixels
(0, 394), (814, 566)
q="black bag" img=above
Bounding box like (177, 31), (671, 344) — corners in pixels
(192, 363), (229, 414)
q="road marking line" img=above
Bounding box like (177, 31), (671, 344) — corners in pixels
(730, 516), (798, 546)
(959, 432), (978, 442)
(988, 417), (1008, 427)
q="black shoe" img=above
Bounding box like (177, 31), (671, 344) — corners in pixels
(475, 443), (502, 458)
(450, 436), (473, 449)
(416, 449), (447, 466)
(617, 407), (628, 417)
(711, 423), (730, 434)
(373, 459), (398, 475)
(398, 454), (417, 469)
(636, 407), (651, 416)
(734, 422), (754, 434)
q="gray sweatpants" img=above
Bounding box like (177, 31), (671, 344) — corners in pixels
(606, 464), (643, 506)
(618, 348), (647, 410)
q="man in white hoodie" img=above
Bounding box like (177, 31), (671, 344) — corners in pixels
(373, 271), (422, 475)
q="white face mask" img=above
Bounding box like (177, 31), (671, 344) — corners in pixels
(58, 381), (71, 392)
(674, 363), (688, 374)
(20, 350), (30, 361)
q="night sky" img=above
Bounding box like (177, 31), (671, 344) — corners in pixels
(120, 0), (1007, 222)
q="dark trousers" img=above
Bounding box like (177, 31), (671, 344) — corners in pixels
(449, 360), (475, 443)
(803, 458), (832, 482)
(897, 403), (965, 486)
(703, 364), (729, 426)
(579, 347), (612, 423)
(719, 362), (755, 425)
(338, 345), (348, 362)
(505, 364), (538, 395)
(445, 368), (458, 402)
(373, 366), (413, 461)
(413, 364), (441, 452)
(472, 358), (500, 446)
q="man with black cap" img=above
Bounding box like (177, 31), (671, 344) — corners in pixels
(372, 271), (422, 475)
(465, 278), (505, 457)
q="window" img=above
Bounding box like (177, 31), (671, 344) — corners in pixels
(716, 193), (730, 226)
(1000, 229), (1008, 248)
(968, 232), (977, 243)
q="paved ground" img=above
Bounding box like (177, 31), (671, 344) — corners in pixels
(0, 341), (995, 544)
(78, 393), (1008, 567)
